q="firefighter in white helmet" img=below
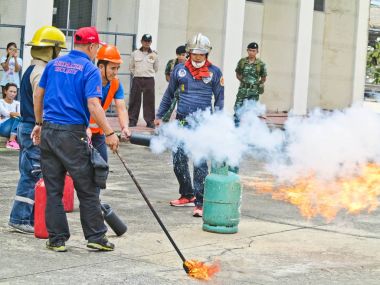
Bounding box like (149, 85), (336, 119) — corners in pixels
(155, 33), (224, 217)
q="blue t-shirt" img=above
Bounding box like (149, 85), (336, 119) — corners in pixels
(39, 50), (102, 126)
(101, 80), (124, 105)
(156, 63), (224, 118)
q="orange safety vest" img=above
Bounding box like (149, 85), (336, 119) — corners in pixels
(89, 78), (120, 134)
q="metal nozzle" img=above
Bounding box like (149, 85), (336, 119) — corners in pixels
(129, 133), (153, 147)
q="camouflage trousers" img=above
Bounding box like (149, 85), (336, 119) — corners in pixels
(233, 87), (260, 126)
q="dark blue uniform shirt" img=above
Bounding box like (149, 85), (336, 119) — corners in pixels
(156, 63), (224, 119)
(19, 65), (36, 123)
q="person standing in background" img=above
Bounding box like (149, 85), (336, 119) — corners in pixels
(8, 26), (66, 234)
(0, 83), (20, 150)
(165, 45), (186, 82)
(129, 34), (159, 129)
(1, 42), (23, 99)
(233, 42), (267, 126)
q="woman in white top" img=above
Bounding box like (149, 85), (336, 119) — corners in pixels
(0, 83), (20, 149)
(1, 42), (23, 98)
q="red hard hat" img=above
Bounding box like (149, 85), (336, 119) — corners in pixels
(97, 44), (123, 64)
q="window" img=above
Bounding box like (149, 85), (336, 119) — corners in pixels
(314, 0), (325, 12)
(53, 0), (92, 29)
(246, 0), (263, 3)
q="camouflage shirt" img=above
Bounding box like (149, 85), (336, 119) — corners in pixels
(235, 57), (267, 86)
(165, 58), (180, 76)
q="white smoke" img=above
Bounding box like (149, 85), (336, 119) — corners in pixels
(150, 101), (284, 167)
(273, 105), (380, 182)
(150, 102), (380, 182)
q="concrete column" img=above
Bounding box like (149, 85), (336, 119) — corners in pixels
(23, 0), (54, 73)
(292, 0), (314, 115)
(352, 0), (370, 105)
(136, 0), (160, 50)
(222, 0), (246, 114)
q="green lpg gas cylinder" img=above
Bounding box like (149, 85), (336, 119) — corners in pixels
(203, 163), (242, 234)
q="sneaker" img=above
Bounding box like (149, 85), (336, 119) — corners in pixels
(170, 196), (195, 207)
(6, 140), (20, 150)
(46, 240), (67, 252)
(146, 122), (155, 129)
(193, 206), (203, 217)
(87, 236), (114, 251)
(8, 222), (34, 234)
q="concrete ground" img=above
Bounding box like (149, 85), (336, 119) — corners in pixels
(0, 128), (380, 285)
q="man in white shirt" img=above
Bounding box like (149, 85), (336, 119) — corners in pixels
(129, 34), (159, 128)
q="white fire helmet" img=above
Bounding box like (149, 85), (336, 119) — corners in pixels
(186, 33), (212, 54)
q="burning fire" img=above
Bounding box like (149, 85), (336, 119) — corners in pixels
(184, 259), (220, 280)
(243, 163), (380, 221)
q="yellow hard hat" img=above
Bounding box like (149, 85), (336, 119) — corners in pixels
(27, 26), (67, 48)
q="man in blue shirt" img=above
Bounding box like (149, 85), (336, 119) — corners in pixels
(155, 33), (224, 217)
(31, 27), (119, 252)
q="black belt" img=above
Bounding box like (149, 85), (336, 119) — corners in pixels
(43, 121), (86, 131)
(241, 82), (258, 89)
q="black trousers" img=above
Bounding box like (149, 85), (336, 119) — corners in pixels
(172, 145), (208, 206)
(40, 122), (107, 243)
(129, 77), (155, 126)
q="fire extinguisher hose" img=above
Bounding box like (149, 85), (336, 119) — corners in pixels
(115, 151), (190, 273)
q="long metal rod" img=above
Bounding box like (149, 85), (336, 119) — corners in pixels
(66, 0), (71, 36)
(115, 151), (187, 264)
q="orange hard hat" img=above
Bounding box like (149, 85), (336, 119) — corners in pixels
(97, 44), (123, 64)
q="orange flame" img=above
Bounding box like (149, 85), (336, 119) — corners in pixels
(184, 259), (220, 280)
(243, 163), (380, 221)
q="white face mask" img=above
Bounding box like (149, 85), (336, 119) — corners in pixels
(192, 60), (205, 68)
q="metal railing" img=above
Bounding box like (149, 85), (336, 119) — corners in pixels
(0, 24), (25, 58)
(0, 25), (135, 116)
(54, 28), (137, 116)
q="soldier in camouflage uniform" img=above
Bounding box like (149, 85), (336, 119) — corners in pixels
(234, 42), (267, 126)
(164, 45), (186, 82)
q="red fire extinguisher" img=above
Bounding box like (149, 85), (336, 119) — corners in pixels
(62, 175), (74, 212)
(34, 175), (75, 239)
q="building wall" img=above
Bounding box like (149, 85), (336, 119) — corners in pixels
(94, 0), (137, 36)
(242, 1), (264, 55)
(92, 0), (137, 102)
(319, 0), (357, 109)
(259, 0), (299, 112)
(307, 11), (325, 109)
(0, 0), (368, 114)
(156, 0), (189, 97)
(244, 0), (360, 112)
(186, 0), (226, 67)
(0, 0), (27, 57)
(93, 0), (137, 75)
